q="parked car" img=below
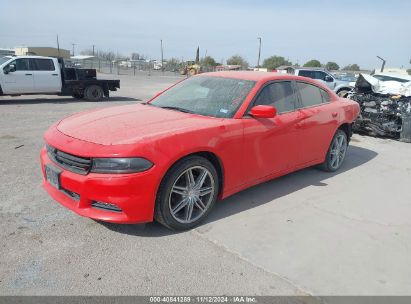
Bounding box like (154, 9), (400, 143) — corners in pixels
(40, 72), (360, 230)
(0, 56), (120, 101)
(294, 68), (355, 97)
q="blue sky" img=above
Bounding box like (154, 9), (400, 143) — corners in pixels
(1, 0), (410, 69)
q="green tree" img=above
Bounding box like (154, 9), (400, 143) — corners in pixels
(407, 69), (411, 76)
(342, 64), (360, 71)
(201, 56), (218, 67)
(262, 56), (291, 70)
(227, 55), (249, 69)
(165, 58), (180, 71)
(303, 59), (322, 67)
(325, 61), (340, 71)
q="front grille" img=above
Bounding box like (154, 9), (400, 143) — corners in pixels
(47, 144), (91, 175)
(91, 201), (122, 213)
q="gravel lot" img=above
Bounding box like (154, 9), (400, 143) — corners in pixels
(1, 72), (411, 296)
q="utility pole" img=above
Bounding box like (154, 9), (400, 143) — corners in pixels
(160, 39), (164, 72)
(56, 34), (60, 57)
(71, 43), (76, 56)
(257, 37), (262, 68)
(92, 45), (95, 56)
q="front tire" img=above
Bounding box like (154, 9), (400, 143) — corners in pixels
(319, 129), (348, 172)
(85, 85), (104, 101)
(155, 156), (219, 230)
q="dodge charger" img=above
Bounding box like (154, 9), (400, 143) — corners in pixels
(40, 72), (360, 230)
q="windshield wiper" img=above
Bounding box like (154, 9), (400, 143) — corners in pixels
(159, 106), (194, 114)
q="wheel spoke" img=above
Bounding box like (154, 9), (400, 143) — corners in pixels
(185, 200), (194, 222)
(172, 198), (189, 215)
(199, 186), (213, 196)
(185, 169), (195, 187)
(172, 185), (187, 196)
(194, 197), (206, 211)
(195, 170), (208, 189)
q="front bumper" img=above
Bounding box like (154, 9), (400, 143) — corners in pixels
(40, 147), (158, 224)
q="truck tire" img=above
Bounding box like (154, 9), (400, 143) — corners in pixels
(85, 85), (104, 102)
(72, 92), (84, 99)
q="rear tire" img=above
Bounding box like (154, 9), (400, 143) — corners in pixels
(319, 129), (348, 172)
(85, 85), (104, 101)
(155, 156), (219, 230)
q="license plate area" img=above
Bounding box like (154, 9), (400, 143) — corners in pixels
(45, 164), (62, 189)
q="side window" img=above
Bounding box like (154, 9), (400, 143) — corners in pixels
(313, 71), (326, 81)
(11, 59), (30, 71)
(320, 89), (330, 103)
(298, 70), (314, 78)
(254, 82), (296, 114)
(33, 59), (55, 71)
(297, 82), (324, 107)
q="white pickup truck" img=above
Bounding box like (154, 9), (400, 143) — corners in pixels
(0, 56), (120, 101)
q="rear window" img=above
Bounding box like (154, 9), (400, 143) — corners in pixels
(33, 59), (55, 71)
(297, 82), (324, 107)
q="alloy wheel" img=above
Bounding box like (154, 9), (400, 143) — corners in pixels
(329, 133), (347, 170)
(168, 166), (215, 224)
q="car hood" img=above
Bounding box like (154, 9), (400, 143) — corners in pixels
(57, 104), (222, 145)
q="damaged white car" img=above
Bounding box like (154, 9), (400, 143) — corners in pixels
(348, 73), (411, 139)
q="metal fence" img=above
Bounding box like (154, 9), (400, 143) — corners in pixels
(68, 59), (225, 76)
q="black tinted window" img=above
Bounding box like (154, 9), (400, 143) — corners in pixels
(297, 82), (324, 107)
(33, 59), (55, 71)
(298, 70), (314, 78)
(254, 82), (296, 114)
(12, 59), (30, 71)
(313, 71), (326, 80)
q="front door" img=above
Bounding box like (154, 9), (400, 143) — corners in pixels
(1, 58), (34, 94)
(242, 81), (304, 183)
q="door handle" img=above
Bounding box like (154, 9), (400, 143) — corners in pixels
(51, 73), (58, 76)
(25, 73), (32, 76)
(332, 112), (338, 117)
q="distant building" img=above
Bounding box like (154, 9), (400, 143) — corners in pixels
(0, 48), (15, 56)
(14, 46), (70, 58)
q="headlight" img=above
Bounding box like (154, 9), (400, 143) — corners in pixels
(91, 158), (153, 174)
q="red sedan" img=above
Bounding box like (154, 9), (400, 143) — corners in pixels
(40, 72), (360, 230)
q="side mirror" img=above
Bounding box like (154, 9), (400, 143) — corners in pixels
(249, 105), (277, 118)
(324, 75), (333, 82)
(4, 64), (16, 74)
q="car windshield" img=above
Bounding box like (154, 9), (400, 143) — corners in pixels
(150, 76), (256, 118)
(0, 56), (11, 65)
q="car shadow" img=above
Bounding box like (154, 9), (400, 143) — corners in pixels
(100, 145), (378, 237)
(0, 96), (140, 105)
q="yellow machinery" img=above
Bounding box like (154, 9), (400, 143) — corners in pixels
(180, 61), (201, 76)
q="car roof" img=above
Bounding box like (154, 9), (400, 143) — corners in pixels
(10, 55), (55, 60)
(199, 71), (300, 82)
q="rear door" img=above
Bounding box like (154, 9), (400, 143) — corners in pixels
(295, 81), (338, 164)
(31, 58), (61, 93)
(1, 58), (34, 94)
(242, 81), (303, 181)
